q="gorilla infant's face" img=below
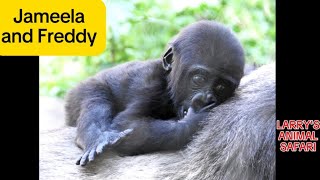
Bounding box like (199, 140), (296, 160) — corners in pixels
(163, 21), (245, 118)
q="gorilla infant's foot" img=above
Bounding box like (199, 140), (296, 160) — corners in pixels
(76, 129), (133, 166)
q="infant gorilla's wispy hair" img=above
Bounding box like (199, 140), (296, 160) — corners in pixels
(167, 20), (245, 109)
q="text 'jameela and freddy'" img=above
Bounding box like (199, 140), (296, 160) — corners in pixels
(0, 0), (106, 55)
(2, 9), (97, 47)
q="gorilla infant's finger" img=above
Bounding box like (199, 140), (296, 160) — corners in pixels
(96, 141), (109, 154)
(120, 128), (133, 137)
(80, 151), (90, 166)
(75, 156), (82, 165)
(110, 129), (134, 145)
(185, 107), (195, 117)
(88, 148), (97, 162)
(110, 137), (120, 145)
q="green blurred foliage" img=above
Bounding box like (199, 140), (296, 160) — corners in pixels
(40, 0), (275, 98)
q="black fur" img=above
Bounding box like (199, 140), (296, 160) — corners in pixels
(65, 20), (245, 166)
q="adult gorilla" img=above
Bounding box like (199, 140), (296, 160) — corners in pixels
(40, 63), (275, 180)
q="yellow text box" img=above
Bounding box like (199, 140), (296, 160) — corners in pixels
(0, 0), (106, 56)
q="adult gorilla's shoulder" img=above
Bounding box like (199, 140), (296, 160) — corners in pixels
(40, 63), (275, 180)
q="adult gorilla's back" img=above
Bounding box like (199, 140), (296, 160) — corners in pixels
(40, 63), (275, 180)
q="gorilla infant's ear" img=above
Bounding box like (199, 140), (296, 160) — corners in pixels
(162, 47), (173, 71)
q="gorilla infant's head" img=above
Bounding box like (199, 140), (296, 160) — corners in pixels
(162, 20), (245, 118)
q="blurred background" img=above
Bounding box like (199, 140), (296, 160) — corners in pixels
(40, 0), (275, 99)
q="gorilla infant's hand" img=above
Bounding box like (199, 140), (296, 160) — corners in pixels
(76, 129), (133, 166)
(183, 92), (216, 118)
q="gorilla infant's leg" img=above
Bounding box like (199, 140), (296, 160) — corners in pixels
(65, 79), (133, 166)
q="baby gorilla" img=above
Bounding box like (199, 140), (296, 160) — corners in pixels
(65, 20), (245, 166)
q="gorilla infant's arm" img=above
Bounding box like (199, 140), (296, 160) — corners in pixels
(40, 63), (275, 180)
(66, 60), (210, 166)
(65, 20), (245, 166)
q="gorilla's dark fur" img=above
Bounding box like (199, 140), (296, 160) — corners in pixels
(64, 20), (245, 166)
(40, 63), (275, 180)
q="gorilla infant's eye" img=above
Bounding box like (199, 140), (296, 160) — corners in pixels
(192, 75), (206, 85)
(215, 84), (225, 92)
